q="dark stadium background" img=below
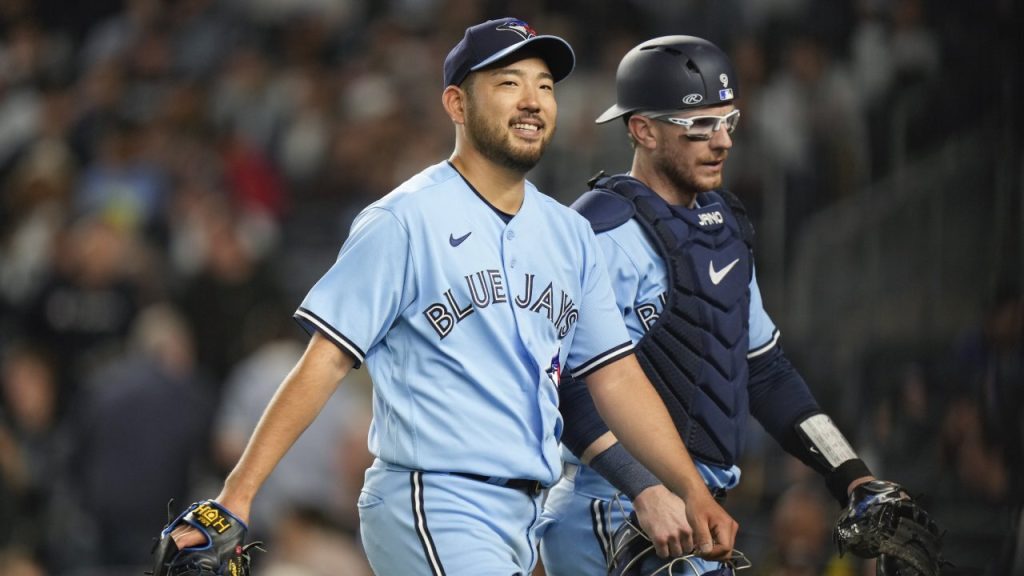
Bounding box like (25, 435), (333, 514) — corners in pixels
(0, 1), (1019, 574)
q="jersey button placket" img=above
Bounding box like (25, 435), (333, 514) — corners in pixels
(505, 228), (517, 269)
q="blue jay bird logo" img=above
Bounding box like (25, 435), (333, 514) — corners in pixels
(546, 349), (561, 388)
(496, 19), (537, 40)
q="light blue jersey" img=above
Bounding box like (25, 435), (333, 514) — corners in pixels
(296, 161), (634, 574)
(541, 209), (779, 576)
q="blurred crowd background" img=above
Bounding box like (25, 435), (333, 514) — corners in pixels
(0, 0), (1019, 575)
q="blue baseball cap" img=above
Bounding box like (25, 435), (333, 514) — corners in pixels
(443, 17), (575, 88)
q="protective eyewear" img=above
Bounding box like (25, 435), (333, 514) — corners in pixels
(650, 109), (741, 141)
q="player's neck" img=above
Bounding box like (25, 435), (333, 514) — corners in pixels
(449, 152), (526, 214)
(630, 163), (698, 209)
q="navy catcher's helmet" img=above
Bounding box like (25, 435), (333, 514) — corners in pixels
(607, 513), (750, 576)
(596, 36), (737, 124)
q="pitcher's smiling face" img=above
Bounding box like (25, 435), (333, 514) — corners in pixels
(462, 56), (556, 173)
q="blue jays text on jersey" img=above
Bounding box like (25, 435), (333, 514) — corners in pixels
(294, 161), (632, 486)
(423, 270), (580, 339)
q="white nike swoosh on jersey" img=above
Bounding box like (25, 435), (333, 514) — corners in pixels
(708, 258), (740, 285)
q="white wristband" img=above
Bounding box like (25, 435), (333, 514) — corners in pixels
(797, 413), (857, 469)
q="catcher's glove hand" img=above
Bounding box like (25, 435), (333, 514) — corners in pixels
(149, 499), (263, 576)
(834, 480), (944, 576)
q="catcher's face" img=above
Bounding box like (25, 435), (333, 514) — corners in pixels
(645, 104), (736, 196)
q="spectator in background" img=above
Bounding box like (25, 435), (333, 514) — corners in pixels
(950, 286), (1024, 573)
(850, 0), (941, 177)
(973, 290), (1023, 500)
(0, 343), (68, 556)
(210, 43), (286, 158)
(67, 303), (213, 572)
(762, 481), (857, 576)
(0, 88), (76, 322)
(0, 546), (46, 576)
(21, 213), (149, 405)
(174, 192), (288, 386)
(755, 28), (868, 257)
(862, 361), (940, 491)
(67, 59), (126, 164)
(78, 0), (162, 72)
(73, 117), (169, 236)
(165, 0), (237, 80)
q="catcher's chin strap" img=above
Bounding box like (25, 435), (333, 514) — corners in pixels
(606, 493), (752, 576)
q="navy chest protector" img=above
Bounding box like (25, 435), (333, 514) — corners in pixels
(574, 174), (755, 467)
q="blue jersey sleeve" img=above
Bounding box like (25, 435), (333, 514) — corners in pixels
(295, 207), (413, 367)
(747, 264), (780, 357)
(566, 228), (633, 379)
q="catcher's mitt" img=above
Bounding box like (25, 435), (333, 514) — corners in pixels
(834, 480), (944, 576)
(149, 500), (263, 576)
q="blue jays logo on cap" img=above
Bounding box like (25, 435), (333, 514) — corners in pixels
(443, 17), (575, 88)
(496, 19), (537, 40)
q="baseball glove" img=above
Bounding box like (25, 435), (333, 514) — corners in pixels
(834, 480), (944, 576)
(149, 500), (263, 576)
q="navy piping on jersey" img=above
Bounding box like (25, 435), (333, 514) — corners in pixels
(571, 341), (634, 379)
(448, 161), (516, 223)
(294, 307), (366, 365)
(591, 498), (612, 563)
(747, 328), (780, 359)
(411, 471), (448, 576)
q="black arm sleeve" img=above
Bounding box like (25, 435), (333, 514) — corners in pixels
(749, 345), (872, 503)
(558, 372), (611, 459)
(747, 344), (825, 471)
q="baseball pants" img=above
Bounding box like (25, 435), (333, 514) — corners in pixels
(359, 458), (545, 575)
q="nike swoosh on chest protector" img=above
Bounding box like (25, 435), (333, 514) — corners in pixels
(708, 258), (740, 285)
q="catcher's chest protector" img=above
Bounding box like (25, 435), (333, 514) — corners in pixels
(583, 175), (754, 467)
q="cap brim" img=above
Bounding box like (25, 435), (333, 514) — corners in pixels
(470, 35), (576, 83)
(595, 104), (630, 124)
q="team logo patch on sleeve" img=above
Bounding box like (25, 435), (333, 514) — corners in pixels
(546, 348), (562, 388)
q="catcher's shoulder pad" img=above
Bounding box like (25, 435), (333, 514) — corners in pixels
(571, 188), (635, 234)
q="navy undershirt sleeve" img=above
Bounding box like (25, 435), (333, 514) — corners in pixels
(747, 344), (825, 472)
(558, 372), (611, 459)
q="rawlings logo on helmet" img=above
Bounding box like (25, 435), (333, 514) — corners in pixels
(496, 19), (537, 40)
(682, 94), (703, 105)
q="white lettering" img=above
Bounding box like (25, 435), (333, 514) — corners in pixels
(697, 211), (724, 226)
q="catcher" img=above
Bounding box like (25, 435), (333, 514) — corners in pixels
(538, 35), (945, 576)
